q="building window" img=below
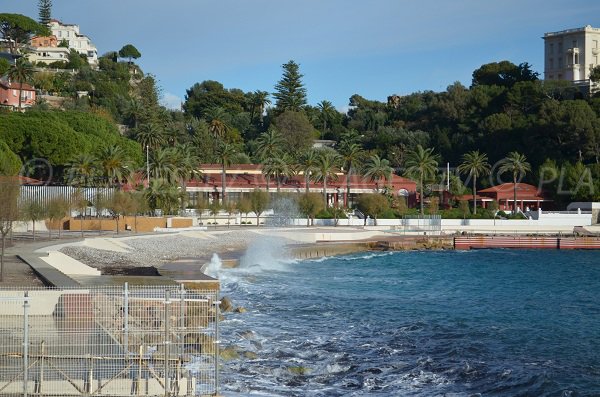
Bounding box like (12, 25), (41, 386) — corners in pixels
(549, 75), (554, 79)
(558, 73), (562, 79)
(558, 42), (563, 53)
(575, 53), (579, 64)
(550, 43), (554, 54)
(558, 57), (562, 67)
(550, 58), (554, 69)
(572, 40), (577, 48)
(58, 31), (61, 37)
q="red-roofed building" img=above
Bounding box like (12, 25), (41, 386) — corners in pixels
(477, 183), (549, 211)
(0, 77), (36, 110)
(186, 164), (417, 207)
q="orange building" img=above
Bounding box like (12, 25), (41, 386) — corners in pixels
(0, 78), (36, 110)
(476, 183), (549, 211)
(186, 164), (417, 207)
(30, 35), (59, 48)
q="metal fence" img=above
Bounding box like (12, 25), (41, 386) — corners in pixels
(0, 285), (219, 396)
(20, 186), (115, 212)
(397, 215), (442, 235)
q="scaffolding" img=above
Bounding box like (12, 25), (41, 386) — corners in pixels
(0, 285), (219, 396)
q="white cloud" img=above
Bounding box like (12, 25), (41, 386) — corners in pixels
(160, 92), (183, 110)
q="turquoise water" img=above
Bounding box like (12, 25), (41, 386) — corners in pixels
(218, 249), (600, 396)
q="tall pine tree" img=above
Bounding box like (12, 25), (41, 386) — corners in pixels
(38, 0), (52, 26)
(273, 60), (307, 112)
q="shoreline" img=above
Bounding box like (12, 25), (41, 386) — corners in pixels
(4, 226), (600, 288)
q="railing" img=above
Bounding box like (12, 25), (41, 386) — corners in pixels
(0, 285), (220, 396)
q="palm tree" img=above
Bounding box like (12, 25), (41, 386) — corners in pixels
(457, 150), (491, 215)
(7, 58), (34, 111)
(98, 145), (131, 187)
(136, 123), (166, 149)
(499, 151), (531, 213)
(150, 147), (178, 183)
(313, 149), (341, 206)
(363, 154), (393, 192)
(317, 100), (336, 133)
(298, 149), (319, 193)
(404, 145), (439, 215)
(65, 154), (99, 187)
(339, 141), (363, 206)
(262, 154), (295, 193)
(172, 144), (200, 188)
(255, 127), (284, 161)
(215, 141), (237, 203)
(125, 98), (144, 129)
(249, 90), (271, 124)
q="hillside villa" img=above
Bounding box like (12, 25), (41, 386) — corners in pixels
(0, 77), (36, 110)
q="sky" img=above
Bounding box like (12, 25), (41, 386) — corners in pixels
(3, 0), (600, 111)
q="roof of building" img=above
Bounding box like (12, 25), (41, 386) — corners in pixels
(0, 77), (35, 91)
(478, 183), (547, 201)
(189, 164), (417, 192)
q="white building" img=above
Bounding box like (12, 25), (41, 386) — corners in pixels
(48, 20), (98, 66)
(27, 46), (70, 65)
(543, 25), (600, 88)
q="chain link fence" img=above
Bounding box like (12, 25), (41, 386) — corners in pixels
(0, 285), (219, 396)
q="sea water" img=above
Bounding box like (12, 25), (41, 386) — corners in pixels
(217, 249), (600, 396)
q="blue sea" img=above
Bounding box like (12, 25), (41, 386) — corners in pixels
(216, 248), (600, 396)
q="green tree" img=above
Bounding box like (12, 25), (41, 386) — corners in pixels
(0, 177), (20, 281)
(183, 80), (245, 120)
(404, 145), (439, 215)
(273, 110), (315, 155)
(248, 90), (271, 124)
(108, 191), (134, 234)
(215, 141), (237, 203)
(255, 127), (284, 161)
(458, 200), (470, 219)
(317, 100), (336, 133)
(363, 154), (393, 192)
(149, 147), (178, 184)
(273, 60), (307, 112)
(21, 200), (46, 241)
(457, 150), (491, 214)
(98, 145), (131, 187)
(249, 189), (269, 225)
(70, 189), (88, 237)
(136, 123), (166, 149)
(0, 58), (10, 76)
(262, 154), (295, 193)
(357, 194), (389, 226)
(297, 192), (324, 226)
(498, 151), (531, 213)
(209, 201), (221, 224)
(298, 149), (319, 193)
(590, 65), (600, 83)
(339, 141), (363, 205)
(92, 191), (110, 232)
(7, 57), (34, 110)
(65, 154), (99, 187)
(38, 0), (52, 25)
(0, 13), (50, 54)
(237, 196), (252, 224)
(47, 197), (69, 239)
(118, 44), (141, 64)
(313, 149), (341, 206)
